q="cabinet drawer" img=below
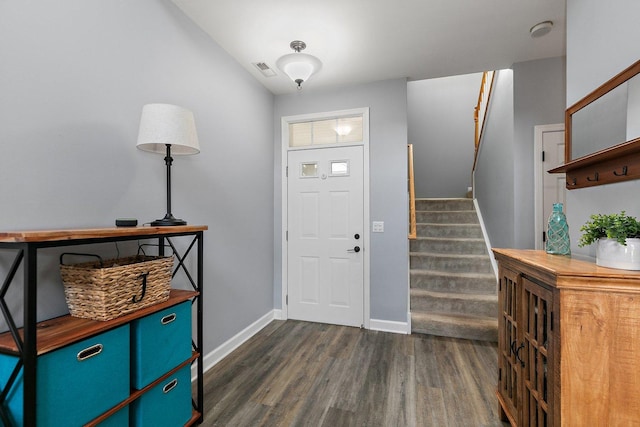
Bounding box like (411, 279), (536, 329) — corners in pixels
(131, 301), (191, 389)
(0, 325), (130, 427)
(130, 365), (192, 427)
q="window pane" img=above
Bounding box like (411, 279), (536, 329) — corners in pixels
(289, 114), (364, 147)
(313, 120), (338, 144)
(330, 161), (349, 176)
(290, 122), (312, 147)
(336, 116), (363, 143)
(301, 162), (318, 177)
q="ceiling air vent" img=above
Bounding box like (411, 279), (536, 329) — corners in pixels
(253, 62), (277, 77)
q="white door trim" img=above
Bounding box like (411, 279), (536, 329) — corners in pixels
(534, 123), (565, 250)
(281, 107), (370, 329)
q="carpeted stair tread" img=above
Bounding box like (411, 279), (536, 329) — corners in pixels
(417, 223), (483, 238)
(415, 198), (474, 211)
(410, 236), (487, 255)
(416, 210), (479, 224)
(411, 288), (497, 302)
(409, 252), (494, 274)
(410, 269), (497, 294)
(411, 311), (498, 342)
(410, 289), (498, 317)
(410, 251), (489, 259)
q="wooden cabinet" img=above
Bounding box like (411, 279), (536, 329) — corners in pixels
(494, 249), (640, 426)
(0, 226), (206, 426)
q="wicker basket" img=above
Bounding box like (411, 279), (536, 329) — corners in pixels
(60, 254), (173, 321)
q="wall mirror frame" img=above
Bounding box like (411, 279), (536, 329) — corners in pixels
(550, 59), (640, 189)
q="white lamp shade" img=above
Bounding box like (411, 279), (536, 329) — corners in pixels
(137, 103), (200, 155)
(276, 53), (322, 84)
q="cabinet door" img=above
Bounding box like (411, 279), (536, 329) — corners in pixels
(521, 278), (554, 427)
(497, 266), (521, 424)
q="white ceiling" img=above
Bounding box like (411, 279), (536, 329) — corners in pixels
(172, 0), (566, 95)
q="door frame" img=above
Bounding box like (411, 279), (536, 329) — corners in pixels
(533, 123), (565, 250)
(281, 107), (370, 328)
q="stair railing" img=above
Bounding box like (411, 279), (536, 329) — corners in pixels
(408, 144), (417, 240)
(472, 71), (495, 172)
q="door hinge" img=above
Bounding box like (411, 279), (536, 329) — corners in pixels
(542, 231), (546, 242)
(286, 230), (288, 241)
(286, 295), (288, 305)
(286, 166), (288, 177)
(550, 311), (553, 331)
(499, 368), (502, 382)
(542, 150), (546, 162)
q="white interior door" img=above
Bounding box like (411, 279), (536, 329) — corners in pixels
(534, 124), (566, 249)
(287, 145), (364, 327)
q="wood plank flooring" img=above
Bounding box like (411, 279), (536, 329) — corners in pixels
(201, 320), (508, 427)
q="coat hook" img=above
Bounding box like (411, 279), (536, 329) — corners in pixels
(613, 166), (628, 176)
(567, 177), (577, 186)
(586, 172), (599, 182)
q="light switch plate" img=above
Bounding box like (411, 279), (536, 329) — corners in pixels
(372, 221), (384, 233)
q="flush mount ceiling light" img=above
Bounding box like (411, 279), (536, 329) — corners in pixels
(276, 40), (322, 90)
(530, 20), (554, 38)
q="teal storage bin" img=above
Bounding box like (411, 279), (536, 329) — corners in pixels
(0, 324), (129, 427)
(130, 365), (192, 427)
(131, 301), (191, 389)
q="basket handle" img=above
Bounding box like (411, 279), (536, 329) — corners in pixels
(60, 253), (104, 267)
(137, 243), (175, 257)
(132, 272), (148, 303)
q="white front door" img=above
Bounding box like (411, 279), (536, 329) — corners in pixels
(287, 145), (364, 327)
(534, 124), (566, 249)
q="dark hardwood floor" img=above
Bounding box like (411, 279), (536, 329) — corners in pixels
(200, 320), (508, 427)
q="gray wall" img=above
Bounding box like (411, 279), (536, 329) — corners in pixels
(273, 79), (409, 322)
(566, 0), (640, 259)
(512, 57), (566, 248)
(0, 1), (275, 354)
(407, 73), (482, 198)
(474, 70), (515, 249)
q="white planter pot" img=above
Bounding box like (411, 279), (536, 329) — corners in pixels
(596, 238), (640, 270)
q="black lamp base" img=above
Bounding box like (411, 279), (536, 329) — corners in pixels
(151, 214), (187, 226)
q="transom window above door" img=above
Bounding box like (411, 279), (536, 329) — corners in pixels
(289, 116), (363, 147)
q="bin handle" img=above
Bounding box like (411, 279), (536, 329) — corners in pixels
(162, 378), (178, 394)
(60, 253), (104, 267)
(161, 313), (177, 325)
(77, 344), (103, 361)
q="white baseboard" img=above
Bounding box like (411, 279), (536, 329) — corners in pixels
(192, 310), (276, 380)
(369, 318), (411, 334)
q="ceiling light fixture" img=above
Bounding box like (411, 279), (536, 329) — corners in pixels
(530, 21), (554, 38)
(276, 40), (322, 90)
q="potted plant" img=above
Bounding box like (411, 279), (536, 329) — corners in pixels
(578, 211), (640, 270)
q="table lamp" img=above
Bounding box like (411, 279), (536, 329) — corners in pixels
(136, 103), (200, 226)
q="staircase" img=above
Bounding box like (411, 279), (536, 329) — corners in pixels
(410, 198), (498, 342)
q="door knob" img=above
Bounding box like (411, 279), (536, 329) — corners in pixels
(347, 246), (361, 253)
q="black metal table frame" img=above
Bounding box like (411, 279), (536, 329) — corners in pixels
(0, 229), (204, 427)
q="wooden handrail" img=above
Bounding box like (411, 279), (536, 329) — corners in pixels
(408, 144), (417, 240)
(472, 71), (495, 172)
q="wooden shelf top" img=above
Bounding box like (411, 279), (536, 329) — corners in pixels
(0, 225), (208, 243)
(493, 249), (640, 291)
(0, 289), (198, 356)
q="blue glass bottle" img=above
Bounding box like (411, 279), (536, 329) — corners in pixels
(546, 203), (571, 255)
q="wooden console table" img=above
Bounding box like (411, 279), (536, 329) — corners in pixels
(493, 249), (640, 426)
(0, 226), (207, 426)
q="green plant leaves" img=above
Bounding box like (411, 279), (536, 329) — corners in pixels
(578, 211), (640, 247)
